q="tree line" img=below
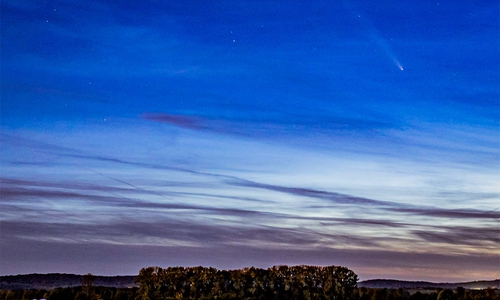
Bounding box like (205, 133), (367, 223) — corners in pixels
(135, 265), (358, 299)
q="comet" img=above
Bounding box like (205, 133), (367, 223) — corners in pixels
(393, 58), (404, 71)
(342, 0), (404, 71)
(369, 27), (405, 71)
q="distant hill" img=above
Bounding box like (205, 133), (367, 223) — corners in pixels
(358, 279), (500, 289)
(0, 273), (137, 290)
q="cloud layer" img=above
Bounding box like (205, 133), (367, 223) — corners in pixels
(1, 132), (499, 281)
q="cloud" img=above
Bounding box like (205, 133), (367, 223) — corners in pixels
(2, 171), (498, 281)
(0, 177), (157, 196)
(320, 218), (407, 228)
(3, 130), (498, 226)
(0, 132), (245, 183)
(139, 111), (500, 171)
(0, 218), (354, 251)
(142, 113), (205, 130)
(141, 111), (396, 137)
(0, 177), (273, 219)
(231, 180), (398, 207)
(390, 207), (500, 220)
(3, 170), (497, 259)
(0, 133), (82, 155)
(231, 179), (500, 222)
(413, 226), (500, 246)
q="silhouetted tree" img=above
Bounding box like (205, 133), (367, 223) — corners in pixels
(409, 291), (426, 300)
(82, 273), (96, 298)
(437, 289), (456, 300)
(135, 266), (164, 300)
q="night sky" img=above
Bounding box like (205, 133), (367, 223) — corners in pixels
(1, 0), (499, 282)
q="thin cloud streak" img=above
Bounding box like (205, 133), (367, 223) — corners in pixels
(390, 207), (500, 220)
(413, 227), (500, 245)
(231, 180), (399, 207)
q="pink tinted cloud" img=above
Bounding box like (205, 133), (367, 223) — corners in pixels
(142, 113), (205, 130)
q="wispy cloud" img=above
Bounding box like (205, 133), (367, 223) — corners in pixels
(142, 113), (205, 130)
(141, 112), (396, 138)
(390, 207), (500, 220)
(231, 180), (398, 207)
(412, 226), (500, 246)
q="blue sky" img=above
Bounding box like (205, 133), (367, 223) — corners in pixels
(1, 0), (499, 281)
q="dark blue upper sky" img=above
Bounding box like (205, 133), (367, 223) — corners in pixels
(1, 0), (499, 281)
